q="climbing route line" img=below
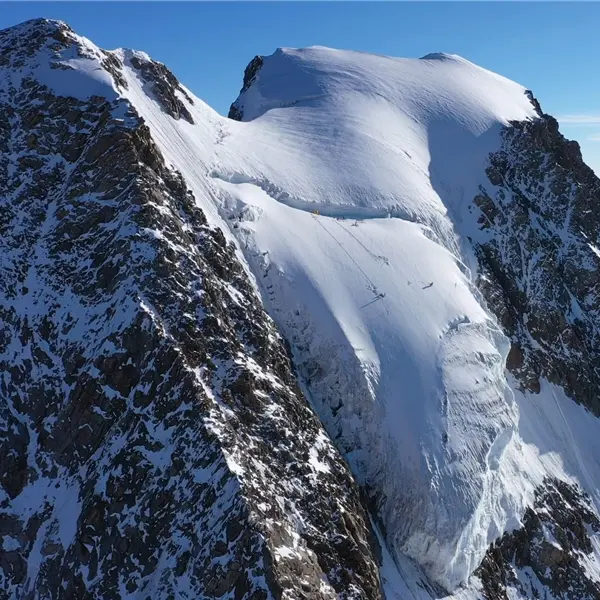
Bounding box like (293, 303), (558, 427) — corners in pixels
(360, 296), (384, 309)
(334, 219), (389, 265)
(311, 214), (385, 306)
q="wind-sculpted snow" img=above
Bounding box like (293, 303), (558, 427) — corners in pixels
(226, 48), (536, 226)
(221, 46), (600, 595)
(211, 178), (523, 590)
(2, 17), (600, 600)
(219, 46), (540, 591)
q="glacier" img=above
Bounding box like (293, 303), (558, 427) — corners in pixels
(116, 42), (600, 593)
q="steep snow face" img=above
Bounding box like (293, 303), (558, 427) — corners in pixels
(213, 180), (524, 590)
(52, 39), (600, 594)
(216, 47), (541, 590)
(114, 43), (600, 592)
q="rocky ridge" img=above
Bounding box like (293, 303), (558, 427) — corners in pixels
(228, 55), (264, 121)
(466, 93), (600, 600)
(477, 478), (600, 599)
(0, 19), (381, 599)
(474, 99), (600, 415)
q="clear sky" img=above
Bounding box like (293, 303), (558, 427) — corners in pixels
(2, 2), (600, 172)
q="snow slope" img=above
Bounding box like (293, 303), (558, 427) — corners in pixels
(223, 48), (535, 229)
(19, 30), (600, 595)
(112, 45), (600, 592)
(214, 48), (542, 590)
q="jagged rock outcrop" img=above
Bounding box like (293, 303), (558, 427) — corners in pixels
(471, 95), (600, 598)
(477, 478), (600, 599)
(4, 16), (600, 600)
(128, 52), (195, 123)
(228, 55), (263, 121)
(0, 19), (382, 599)
(473, 96), (600, 414)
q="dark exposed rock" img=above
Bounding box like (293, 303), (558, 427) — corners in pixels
(229, 103), (244, 122)
(477, 478), (600, 600)
(228, 55), (264, 121)
(129, 53), (194, 123)
(0, 19), (73, 69)
(473, 93), (600, 414)
(468, 91), (600, 599)
(0, 20), (382, 600)
(241, 56), (264, 94)
(100, 50), (128, 91)
(525, 89), (543, 117)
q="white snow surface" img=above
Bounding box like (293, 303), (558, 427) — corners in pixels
(29, 35), (600, 595)
(0, 20), (119, 101)
(204, 47), (538, 591)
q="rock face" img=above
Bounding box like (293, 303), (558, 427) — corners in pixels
(128, 52), (195, 123)
(473, 97), (600, 414)
(0, 19), (381, 599)
(228, 55), (263, 121)
(470, 98), (600, 599)
(477, 479), (600, 600)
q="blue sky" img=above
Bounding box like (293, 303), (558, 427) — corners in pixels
(3, 2), (600, 171)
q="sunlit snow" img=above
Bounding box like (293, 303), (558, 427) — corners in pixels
(14, 32), (600, 596)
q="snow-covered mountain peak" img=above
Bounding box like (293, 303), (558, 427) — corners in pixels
(0, 17), (76, 66)
(3, 18), (600, 600)
(230, 45), (536, 126)
(0, 16), (125, 103)
(225, 45), (538, 237)
(0, 19), (201, 125)
(419, 51), (466, 62)
(0, 16), (71, 40)
(220, 44), (600, 595)
(0, 19), (383, 600)
(220, 46), (545, 591)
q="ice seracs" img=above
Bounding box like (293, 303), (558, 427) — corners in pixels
(221, 46), (600, 593)
(118, 41), (600, 593)
(209, 46), (541, 590)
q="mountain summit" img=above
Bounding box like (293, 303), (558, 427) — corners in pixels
(2, 18), (600, 600)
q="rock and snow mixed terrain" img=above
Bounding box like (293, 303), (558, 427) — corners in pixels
(2, 17), (600, 600)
